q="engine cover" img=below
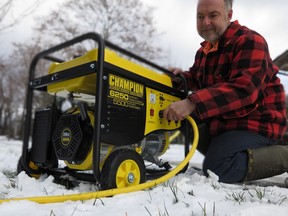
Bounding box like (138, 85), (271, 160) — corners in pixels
(141, 132), (169, 158)
(52, 112), (93, 163)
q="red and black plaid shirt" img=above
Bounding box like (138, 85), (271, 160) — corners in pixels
(186, 20), (287, 140)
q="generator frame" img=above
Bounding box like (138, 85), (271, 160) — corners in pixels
(20, 32), (190, 184)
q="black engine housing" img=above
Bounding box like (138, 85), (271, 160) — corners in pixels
(52, 111), (93, 164)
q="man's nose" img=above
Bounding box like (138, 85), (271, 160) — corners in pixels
(203, 16), (211, 26)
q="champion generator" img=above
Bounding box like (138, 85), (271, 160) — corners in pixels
(18, 32), (195, 190)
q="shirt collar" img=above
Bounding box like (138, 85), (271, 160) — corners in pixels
(200, 20), (241, 52)
(203, 41), (219, 54)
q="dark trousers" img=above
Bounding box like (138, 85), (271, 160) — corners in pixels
(196, 124), (276, 183)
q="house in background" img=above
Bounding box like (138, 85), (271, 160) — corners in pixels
(273, 50), (288, 70)
(274, 50), (288, 142)
(273, 50), (288, 100)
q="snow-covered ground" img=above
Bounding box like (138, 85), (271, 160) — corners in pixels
(0, 136), (288, 216)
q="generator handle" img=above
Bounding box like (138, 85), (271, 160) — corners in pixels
(104, 40), (172, 76)
(104, 40), (189, 94)
(22, 32), (105, 182)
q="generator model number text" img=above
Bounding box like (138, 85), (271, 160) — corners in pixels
(109, 90), (129, 100)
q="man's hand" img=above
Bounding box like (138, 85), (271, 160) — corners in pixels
(163, 98), (196, 121)
(168, 67), (184, 89)
(169, 67), (183, 75)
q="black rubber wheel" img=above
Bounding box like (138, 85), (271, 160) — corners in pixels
(100, 149), (146, 190)
(17, 150), (41, 178)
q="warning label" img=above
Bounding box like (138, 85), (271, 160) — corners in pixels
(108, 74), (145, 110)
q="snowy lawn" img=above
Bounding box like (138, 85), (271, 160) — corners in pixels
(0, 136), (288, 216)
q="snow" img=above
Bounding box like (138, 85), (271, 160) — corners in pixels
(0, 136), (288, 215)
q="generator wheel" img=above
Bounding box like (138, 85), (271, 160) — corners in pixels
(17, 151), (41, 178)
(100, 149), (146, 190)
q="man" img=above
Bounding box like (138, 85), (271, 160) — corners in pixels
(163, 0), (287, 183)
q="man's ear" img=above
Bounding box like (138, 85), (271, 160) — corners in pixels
(228, 9), (233, 21)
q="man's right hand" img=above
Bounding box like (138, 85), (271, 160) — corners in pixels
(163, 98), (196, 121)
(168, 67), (184, 89)
(168, 67), (183, 75)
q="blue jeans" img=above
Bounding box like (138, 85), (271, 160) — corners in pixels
(201, 130), (276, 183)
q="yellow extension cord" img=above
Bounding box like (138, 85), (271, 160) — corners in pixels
(0, 116), (198, 204)
(168, 130), (181, 143)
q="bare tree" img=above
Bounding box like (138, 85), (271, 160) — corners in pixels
(0, 60), (5, 134)
(35, 0), (164, 62)
(0, 57), (21, 137)
(0, 0), (43, 33)
(0, 37), (54, 138)
(2, 0), (167, 139)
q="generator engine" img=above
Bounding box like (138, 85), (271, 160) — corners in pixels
(140, 132), (170, 167)
(52, 108), (93, 164)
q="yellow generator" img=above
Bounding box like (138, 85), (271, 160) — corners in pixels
(18, 33), (190, 190)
